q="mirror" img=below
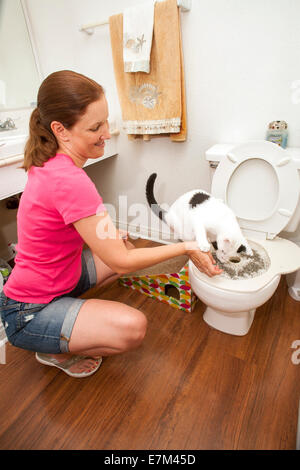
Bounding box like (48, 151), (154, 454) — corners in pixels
(0, 0), (41, 110)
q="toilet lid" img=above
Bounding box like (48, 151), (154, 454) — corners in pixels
(211, 140), (299, 238)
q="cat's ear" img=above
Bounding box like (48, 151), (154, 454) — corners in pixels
(238, 243), (253, 256)
(212, 241), (218, 250)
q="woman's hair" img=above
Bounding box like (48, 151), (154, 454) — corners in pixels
(23, 70), (104, 171)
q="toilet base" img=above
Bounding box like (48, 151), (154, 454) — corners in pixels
(286, 269), (300, 301)
(203, 307), (256, 336)
(288, 287), (300, 301)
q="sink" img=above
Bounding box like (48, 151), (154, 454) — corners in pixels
(0, 134), (28, 160)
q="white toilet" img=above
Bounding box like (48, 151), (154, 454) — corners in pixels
(189, 140), (300, 336)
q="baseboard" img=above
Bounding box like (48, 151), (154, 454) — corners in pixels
(115, 220), (178, 245)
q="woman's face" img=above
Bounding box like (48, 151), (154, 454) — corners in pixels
(56, 95), (111, 164)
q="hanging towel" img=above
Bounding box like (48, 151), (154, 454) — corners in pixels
(123, 1), (155, 73)
(109, 0), (187, 140)
(170, 12), (186, 142)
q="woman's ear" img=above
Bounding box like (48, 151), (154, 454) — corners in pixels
(50, 121), (69, 142)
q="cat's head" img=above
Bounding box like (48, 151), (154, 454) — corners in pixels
(214, 237), (253, 263)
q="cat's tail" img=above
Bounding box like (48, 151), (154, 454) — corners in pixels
(146, 173), (167, 222)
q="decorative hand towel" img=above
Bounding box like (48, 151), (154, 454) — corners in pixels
(123, 1), (155, 73)
(109, 0), (187, 140)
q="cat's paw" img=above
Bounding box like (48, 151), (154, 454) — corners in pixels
(197, 243), (211, 252)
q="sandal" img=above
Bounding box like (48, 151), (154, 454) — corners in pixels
(35, 352), (102, 378)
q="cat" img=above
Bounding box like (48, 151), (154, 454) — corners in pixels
(146, 173), (253, 263)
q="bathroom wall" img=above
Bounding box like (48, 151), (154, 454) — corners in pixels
(1, 0), (300, 252)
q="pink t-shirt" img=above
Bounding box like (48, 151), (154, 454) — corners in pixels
(4, 153), (106, 303)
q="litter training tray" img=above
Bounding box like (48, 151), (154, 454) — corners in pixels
(212, 240), (271, 280)
(190, 236), (300, 293)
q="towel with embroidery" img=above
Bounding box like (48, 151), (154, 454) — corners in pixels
(123, 1), (155, 73)
(109, 0), (186, 140)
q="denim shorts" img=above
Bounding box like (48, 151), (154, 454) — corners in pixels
(0, 248), (97, 354)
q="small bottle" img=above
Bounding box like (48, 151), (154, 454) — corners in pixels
(266, 121), (288, 148)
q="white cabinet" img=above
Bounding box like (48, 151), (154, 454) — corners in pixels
(0, 162), (28, 200)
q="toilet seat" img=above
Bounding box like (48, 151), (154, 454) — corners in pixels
(211, 140), (299, 239)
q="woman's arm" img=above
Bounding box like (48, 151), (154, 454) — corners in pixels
(73, 211), (222, 276)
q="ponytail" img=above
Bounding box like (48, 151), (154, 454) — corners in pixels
(23, 108), (58, 172)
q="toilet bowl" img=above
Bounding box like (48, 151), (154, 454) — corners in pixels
(189, 140), (300, 336)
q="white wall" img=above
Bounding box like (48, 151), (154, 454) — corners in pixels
(27, 0), (300, 189)
(1, 0), (300, 249)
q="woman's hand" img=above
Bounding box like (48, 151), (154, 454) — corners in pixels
(185, 242), (223, 277)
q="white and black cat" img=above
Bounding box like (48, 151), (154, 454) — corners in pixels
(146, 173), (253, 263)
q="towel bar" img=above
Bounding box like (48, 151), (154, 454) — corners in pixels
(79, 0), (191, 34)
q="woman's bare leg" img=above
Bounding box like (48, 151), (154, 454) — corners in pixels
(68, 299), (147, 355)
(44, 239), (146, 374)
(44, 299), (147, 374)
(39, 237), (143, 374)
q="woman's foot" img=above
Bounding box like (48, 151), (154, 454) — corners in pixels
(35, 352), (102, 378)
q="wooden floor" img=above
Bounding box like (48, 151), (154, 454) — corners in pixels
(0, 238), (299, 450)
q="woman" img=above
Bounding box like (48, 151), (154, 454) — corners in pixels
(0, 70), (222, 378)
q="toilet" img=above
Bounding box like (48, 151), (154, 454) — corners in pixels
(189, 140), (300, 336)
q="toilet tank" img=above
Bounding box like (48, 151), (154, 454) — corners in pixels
(205, 143), (300, 234)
